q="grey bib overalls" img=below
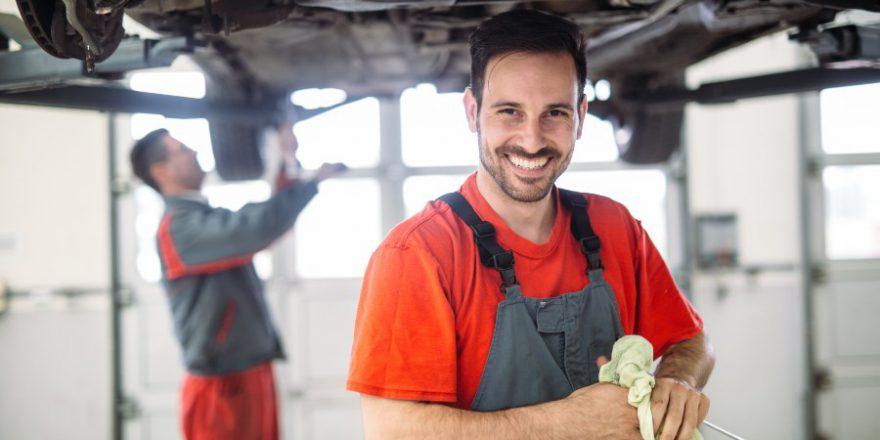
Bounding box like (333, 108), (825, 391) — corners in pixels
(439, 189), (625, 412)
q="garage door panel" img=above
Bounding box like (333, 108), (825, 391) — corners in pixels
(285, 280), (360, 388)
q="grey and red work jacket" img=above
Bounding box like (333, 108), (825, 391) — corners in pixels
(156, 180), (318, 376)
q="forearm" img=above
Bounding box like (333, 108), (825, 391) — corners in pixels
(169, 180), (317, 264)
(654, 331), (715, 390)
(238, 178), (318, 244)
(361, 395), (588, 440)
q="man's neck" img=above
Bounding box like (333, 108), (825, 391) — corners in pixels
(162, 185), (202, 200)
(476, 169), (556, 244)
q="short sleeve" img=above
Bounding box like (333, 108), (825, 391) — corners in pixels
(628, 214), (704, 359)
(346, 243), (458, 402)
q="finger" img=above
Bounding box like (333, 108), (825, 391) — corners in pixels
(698, 394), (710, 424)
(659, 386), (686, 440)
(675, 392), (701, 440)
(596, 355), (609, 367)
(651, 384), (671, 436)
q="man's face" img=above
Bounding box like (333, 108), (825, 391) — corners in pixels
(158, 135), (205, 191)
(464, 51), (586, 203)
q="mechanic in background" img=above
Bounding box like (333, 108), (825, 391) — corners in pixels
(130, 122), (344, 440)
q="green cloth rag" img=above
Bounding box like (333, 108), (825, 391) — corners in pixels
(598, 335), (703, 440)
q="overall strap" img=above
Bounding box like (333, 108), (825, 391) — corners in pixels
(438, 192), (517, 287)
(558, 189), (603, 271)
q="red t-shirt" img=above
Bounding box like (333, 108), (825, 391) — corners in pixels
(347, 173), (703, 408)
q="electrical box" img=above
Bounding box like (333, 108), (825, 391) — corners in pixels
(696, 214), (739, 269)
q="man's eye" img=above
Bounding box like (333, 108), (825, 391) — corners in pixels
(548, 110), (568, 117)
(499, 108), (517, 115)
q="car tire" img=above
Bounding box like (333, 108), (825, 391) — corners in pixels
(612, 104), (684, 164)
(209, 121), (266, 181)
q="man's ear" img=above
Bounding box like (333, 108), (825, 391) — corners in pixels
(463, 87), (479, 133)
(575, 97), (588, 140)
(149, 162), (168, 189)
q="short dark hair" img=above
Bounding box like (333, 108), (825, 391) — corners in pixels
(130, 128), (170, 193)
(469, 9), (587, 107)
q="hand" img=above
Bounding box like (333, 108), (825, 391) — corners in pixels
(564, 383), (642, 439)
(313, 162), (348, 182)
(651, 377), (710, 440)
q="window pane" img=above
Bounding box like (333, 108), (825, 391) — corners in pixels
(401, 84), (477, 167)
(403, 175), (468, 217)
(556, 170), (667, 256)
(823, 165), (880, 260)
(820, 83), (880, 154)
(295, 179), (381, 278)
(294, 98), (380, 169)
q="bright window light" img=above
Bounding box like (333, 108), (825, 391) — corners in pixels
(820, 83), (880, 154)
(584, 81), (596, 102)
(294, 178), (382, 278)
(130, 71), (206, 99)
(294, 98), (380, 168)
(203, 181), (272, 211)
(823, 165), (880, 260)
(595, 79), (611, 101)
(291, 88), (348, 110)
(401, 83), (477, 167)
(572, 114), (620, 162)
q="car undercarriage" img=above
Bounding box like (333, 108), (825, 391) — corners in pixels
(2, 0), (879, 170)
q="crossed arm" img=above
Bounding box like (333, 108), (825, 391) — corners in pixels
(360, 332), (714, 440)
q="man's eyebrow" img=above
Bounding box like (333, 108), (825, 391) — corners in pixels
(547, 103), (574, 111)
(488, 101), (575, 111)
(489, 101), (522, 108)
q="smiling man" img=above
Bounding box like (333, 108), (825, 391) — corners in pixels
(348, 9), (715, 440)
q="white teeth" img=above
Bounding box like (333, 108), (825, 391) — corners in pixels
(508, 154), (550, 170)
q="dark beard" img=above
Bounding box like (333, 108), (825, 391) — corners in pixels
(477, 130), (570, 203)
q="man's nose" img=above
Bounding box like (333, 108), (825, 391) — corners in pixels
(518, 117), (546, 153)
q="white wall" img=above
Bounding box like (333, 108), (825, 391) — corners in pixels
(0, 102), (112, 440)
(685, 33), (809, 439)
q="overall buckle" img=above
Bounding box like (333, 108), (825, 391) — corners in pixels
(488, 251), (514, 270)
(579, 236), (600, 254)
(471, 222), (496, 239)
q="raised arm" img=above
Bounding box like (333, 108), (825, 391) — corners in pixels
(160, 181), (318, 273)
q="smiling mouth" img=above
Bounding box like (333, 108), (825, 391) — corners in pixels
(506, 154), (551, 171)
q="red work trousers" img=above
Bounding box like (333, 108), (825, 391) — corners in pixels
(181, 362), (278, 440)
